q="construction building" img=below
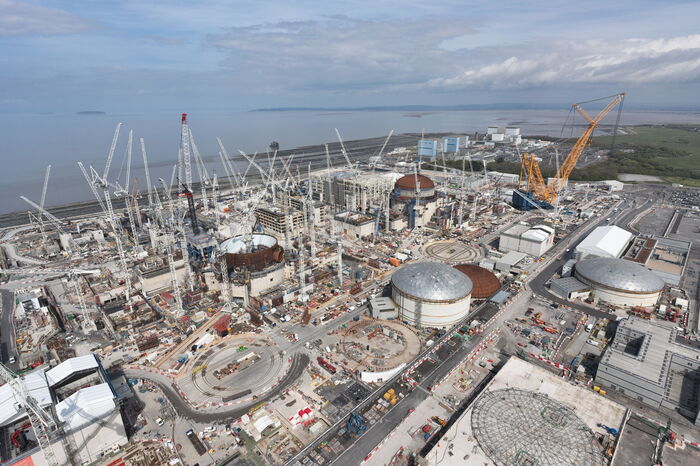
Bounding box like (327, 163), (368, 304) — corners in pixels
(596, 317), (700, 426)
(392, 174), (439, 229)
(0, 354), (128, 465)
(310, 171), (396, 213)
(334, 211), (376, 239)
(574, 257), (665, 307)
(254, 205), (304, 242)
(575, 225), (633, 260)
(220, 234), (287, 298)
(498, 222), (555, 257)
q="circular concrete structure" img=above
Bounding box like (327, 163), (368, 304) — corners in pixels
(391, 261), (472, 328)
(471, 388), (605, 466)
(453, 264), (500, 299)
(575, 257), (664, 307)
(422, 240), (481, 264)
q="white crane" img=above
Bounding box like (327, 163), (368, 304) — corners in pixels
(179, 113), (193, 191)
(166, 242), (184, 315)
(140, 138), (154, 208)
(27, 165), (53, 242)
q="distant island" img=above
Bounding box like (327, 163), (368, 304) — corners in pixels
(251, 103), (563, 112)
(77, 110), (106, 115)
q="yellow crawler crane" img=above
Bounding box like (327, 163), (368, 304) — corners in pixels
(514, 93), (625, 210)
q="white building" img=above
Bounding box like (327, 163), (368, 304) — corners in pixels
(0, 354), (127, 465)
(575, 225), (633, 260)
(391, 262), (472, 328)
(333, 211), (376, 239)
(499, 223), (555, 257)
(574, 258), (665, 307)
(600, 180), (624, 191)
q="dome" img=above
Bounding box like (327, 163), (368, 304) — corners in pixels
(395, 174), (435, 190)
(453, 264), (500, 299)
(575, 258), (664, 294)
(392, 261), (472, 302)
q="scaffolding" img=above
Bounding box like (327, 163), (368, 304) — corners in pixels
(470, 388), (605, 466)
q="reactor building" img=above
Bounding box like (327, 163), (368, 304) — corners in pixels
(574, 257), (665, 307)
(390, 261), (472, 328)
(393, 174), (438, 229)
(219, 234), (286, 297)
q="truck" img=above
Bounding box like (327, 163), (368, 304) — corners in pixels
(317, 357), (337, 375)
(186, 429), (207, 456)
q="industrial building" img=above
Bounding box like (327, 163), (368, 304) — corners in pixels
(310, 171), (397, 213)
(550, 276), (591, 300)
(333, 211), (376, 239)
(622, 236), (691, 286)
(574, 257), (665, 307)
(575, 225), (633, 260)
(253, 205), (304, 242)
(0, 354), (127, 465)
(390, 261), (472, 328)
(220, 234), (286, 298)
(392, 174), (439, 229)
(498, 222), (555, 257)
(430, 357), (627, 466)
(596, 317), (700, 426)
(453, 264), (500, 300)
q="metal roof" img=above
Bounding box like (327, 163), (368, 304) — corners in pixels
(575, 257), (665, 293)
(575, 226), (633, 258)
(391, 261), (472, 302)
(0, 368), (52, 427)
(56, 383), (116, 432)
(46, 354), (100, 387)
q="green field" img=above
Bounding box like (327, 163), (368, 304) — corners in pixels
(592, 125), (700, 184)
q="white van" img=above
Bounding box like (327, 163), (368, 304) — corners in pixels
(585, 323), (594, 332)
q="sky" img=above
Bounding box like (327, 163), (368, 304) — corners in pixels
(2, 0), (700, 113)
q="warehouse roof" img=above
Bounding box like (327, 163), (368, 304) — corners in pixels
(56, 383), (116, 432)
(576, 226), (633, 258)
(0, 368), (52, 427)
(46, 354), (100, 388)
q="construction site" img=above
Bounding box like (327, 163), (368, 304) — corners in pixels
(1, 93), (700, 466)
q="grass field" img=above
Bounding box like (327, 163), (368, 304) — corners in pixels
(593, 125), (700, 185)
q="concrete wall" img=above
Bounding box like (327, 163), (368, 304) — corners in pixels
(590, 287), (660, 307)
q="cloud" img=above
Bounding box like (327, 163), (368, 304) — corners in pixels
(0, 0), (95, 36)
(207, 16), (475, 93)
(427, 35), (700, 89)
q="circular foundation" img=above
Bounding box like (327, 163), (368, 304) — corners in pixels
(178, 335), (286, 405)
(339, 320), (420, 372)
(422, 240), (480, 264)
(471, 388), (605, 466)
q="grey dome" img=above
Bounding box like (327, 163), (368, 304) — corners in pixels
(391, 261), (472, 302)
(575, 258), (664, 294)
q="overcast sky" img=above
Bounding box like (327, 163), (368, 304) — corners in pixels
(2, 0), (700, 113)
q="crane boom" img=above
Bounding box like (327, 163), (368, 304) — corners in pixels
(515, 93), (624, 208)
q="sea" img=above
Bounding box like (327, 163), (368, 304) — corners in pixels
(1, 109), (699, 215)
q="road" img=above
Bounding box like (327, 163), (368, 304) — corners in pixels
(122, 353), (309, 423)
(0, 289), (18, 371)
(529, 194), (654, 320)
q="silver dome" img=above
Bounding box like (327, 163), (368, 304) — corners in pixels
(391, 261), (472, 302)
(575, 257), (664, 294)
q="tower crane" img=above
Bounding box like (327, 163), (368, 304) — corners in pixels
(513, 93), (624, 210)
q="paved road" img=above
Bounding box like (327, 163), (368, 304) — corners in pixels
(122, 353), (309, 423)
(528, 194), (654, 320)
(0, 289), (18, 370)
(332, 337), (479, 466)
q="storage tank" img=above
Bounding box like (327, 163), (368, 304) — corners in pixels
(574, 257), (664, 307)
(391, 262), (472, 328)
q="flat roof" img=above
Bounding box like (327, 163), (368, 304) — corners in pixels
(46, 354), (100, 388)
(56, 383), (116, 432)
(0, 368), (52, 427)
(431, 357), (626, 465)
(551, 276), (591, 293)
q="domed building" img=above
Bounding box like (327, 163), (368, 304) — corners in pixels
(391, 261), (472, 328)
(574, 257), (665, 307)
(219, 234), (286, 298)
(392, 173), (438, 229)
(453, 264), (501, 300)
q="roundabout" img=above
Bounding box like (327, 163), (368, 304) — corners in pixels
(176, 334), (288, 407)
(421, 240), (480, 264)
